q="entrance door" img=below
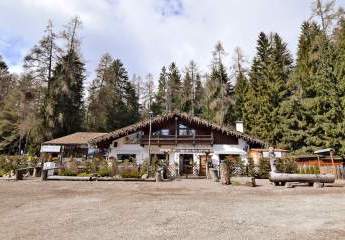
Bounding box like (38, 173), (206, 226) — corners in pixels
(180, 154), (193, 175)
(199, 155), (211, 176)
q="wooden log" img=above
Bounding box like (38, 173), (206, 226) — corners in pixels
(270, 172), (335, 184)
(209, 168), (219, 182)
(155, 169), (163, 182)
(47, 176), (92, 181)
(15, 170), (23, 180)
(41, 169), (48, 181)
(220, 163), (230, 185)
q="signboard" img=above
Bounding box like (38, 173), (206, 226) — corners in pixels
(175, 148), (213, 153)
(40, 145), (61, 153)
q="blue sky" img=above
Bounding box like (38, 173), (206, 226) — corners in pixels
(0, 0), (344, 84)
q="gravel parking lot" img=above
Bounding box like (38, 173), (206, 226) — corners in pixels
(0, 178), (345, 240)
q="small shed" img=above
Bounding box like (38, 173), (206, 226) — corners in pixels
(40, 132), (107, 161)
(293, 149), (345, 177)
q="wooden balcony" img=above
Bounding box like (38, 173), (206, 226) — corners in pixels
(140, 134), (213, 146)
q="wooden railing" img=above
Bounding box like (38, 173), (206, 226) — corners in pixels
(140, 134), (213, 145)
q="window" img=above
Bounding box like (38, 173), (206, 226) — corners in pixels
(117, 154), (136, 163)
(161, 129), (170, 136)
(178, 124), (195, 136)
(152, 129), (170, 136)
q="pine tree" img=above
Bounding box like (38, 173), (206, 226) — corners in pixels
(231, 47), (248, 122)
(167, 62), (182, 112)
(87, 53), (113, 131)
(0, 56), (13, 106)
(0, 74), (41, 154)
(181, 71), (193, 113)
(233, 71), (248, 122)
(244, 32), (292, 145)
(152, 66), (167, 114)
(50, 49), (85, 137)
(194, 73), (204, 116)
(203, 41), (233, 125)
(87, 57), (139, 131)
(269, 34), (293, 145)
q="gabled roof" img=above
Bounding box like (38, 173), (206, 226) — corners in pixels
(89, 112), (266, 146)
(43, 132), (107, 145)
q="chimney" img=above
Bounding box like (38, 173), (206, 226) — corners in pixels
(235, 121), (244, 133)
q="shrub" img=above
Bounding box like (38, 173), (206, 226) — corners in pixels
(223, 156), (245, 176)
(257, 158), (271, 179)
(0, 155), (29, 174)
(59, 168), (77, 176)
(276, 157), (298, 173)
(121, 168), (140, 178)
(97, 167), (112, 177)
(77, 172), (92, 177)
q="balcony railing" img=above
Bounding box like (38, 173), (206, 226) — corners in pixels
(140, 134), (213, 145)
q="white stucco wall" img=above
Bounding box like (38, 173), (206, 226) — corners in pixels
(108, 138), (251, 168)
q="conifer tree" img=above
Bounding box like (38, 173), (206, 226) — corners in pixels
(245, 32), (292, 145)
(0, 56), (13, 106)
(166, 62), (182, 112)
(203, 41), (233, 125)
(279, 22), (323, 152)
(181, 71), (193, 113)
(152, 66), (167, 114)
(50, 49), (85, 137)
(87, 53), (113, 131)
(231, 47), (248, 122)
(87, 56), (139, 131)
(194, 73), (204, 116)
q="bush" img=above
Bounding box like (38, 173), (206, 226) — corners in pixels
(77, 172), (92, 177)
(276, 157), (298, 173)
(121, 168), (141, 178)
(0, 155), (32, 175)
(59, 168), (77, 176)
(97, 166), (112, 177)
(257, 158), (271, 179)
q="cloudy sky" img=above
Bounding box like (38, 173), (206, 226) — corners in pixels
(1, 0), (344, 84)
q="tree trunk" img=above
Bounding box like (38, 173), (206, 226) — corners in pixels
(220, 163), (230, 185)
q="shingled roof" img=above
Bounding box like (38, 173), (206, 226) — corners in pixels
(89, 112), (266, 146)
(43, 132), (107, 145)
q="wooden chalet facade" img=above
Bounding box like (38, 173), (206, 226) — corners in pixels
(90, 113), (266, 176)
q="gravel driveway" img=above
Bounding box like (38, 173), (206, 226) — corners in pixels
(0, 178), (344, 240)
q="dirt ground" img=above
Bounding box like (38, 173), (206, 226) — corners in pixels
(0, 178), (345, 240)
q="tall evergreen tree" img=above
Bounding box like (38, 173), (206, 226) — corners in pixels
(194, 73), (204, 116)
(203, 41), (233, 125)
(181, 70), (193, 113)
(244, 32), (292, 145)
(152, 66), (167, 114)
(0, 56), (13, 106)
(87, 53), (113, 131)
(280, 22), (324, 152)
(231, 47), (248, 122)
(87, 56), (139, 131)
(166, 62), (182, 112)
(50, 50), (85, 137)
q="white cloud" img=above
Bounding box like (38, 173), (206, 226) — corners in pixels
(0, 0), (344, 83)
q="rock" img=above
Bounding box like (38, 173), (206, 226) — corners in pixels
(245, 177), (256, 187)
(141, 174), (148, 179)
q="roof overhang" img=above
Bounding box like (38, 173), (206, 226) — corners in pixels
(90, 112), (267, 147)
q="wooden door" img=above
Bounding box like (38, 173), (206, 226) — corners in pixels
(199, 155), (209, 176)
(181, 155), (193, 174)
